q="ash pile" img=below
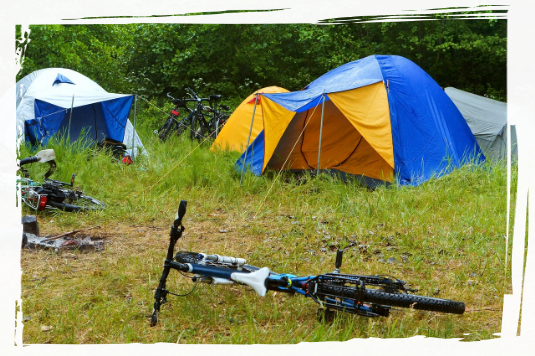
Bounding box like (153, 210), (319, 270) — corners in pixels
(22, 215), (106, 252)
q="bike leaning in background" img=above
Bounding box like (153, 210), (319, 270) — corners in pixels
(18, 149), (105, 212)
(155, 93), (191, 142)
(150, 200), (465, 326)
(155, 89), (230, 141)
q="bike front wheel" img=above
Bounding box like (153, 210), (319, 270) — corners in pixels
(157, 116), (176, 142)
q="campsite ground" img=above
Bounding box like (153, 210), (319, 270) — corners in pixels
(18, 126), (514, 344)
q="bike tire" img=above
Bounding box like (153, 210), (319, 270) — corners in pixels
(48, 192), (106, 212)
(0, 143), (15, 165)
(175, 119), (187, 137)
(158, 117), (175, 142)
(189, 115), (206, 140)
(212, 114), (228, 138)
(315, 279), (465, 314)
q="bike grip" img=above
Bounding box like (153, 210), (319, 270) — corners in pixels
(174, 200), (187, 228)
(335, 249), (344, 269)
(19, 156), (40, 166)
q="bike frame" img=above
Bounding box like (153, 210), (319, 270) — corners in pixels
(151, 201), (381, 325)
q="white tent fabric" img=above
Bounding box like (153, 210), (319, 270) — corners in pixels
(445, 87), (517, 161)
(16, 68), (147, 156)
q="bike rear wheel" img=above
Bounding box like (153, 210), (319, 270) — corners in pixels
(212, 114), (229, 138)
(49, 191), (106, 212)
(311, 275), (465, 315)
(0, 143), (15, 165)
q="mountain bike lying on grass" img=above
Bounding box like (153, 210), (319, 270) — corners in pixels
(18, 149), (105, 212)
(150, 200), (465, 326)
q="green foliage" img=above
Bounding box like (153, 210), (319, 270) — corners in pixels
(126, 0), (535, 97)
(17, 18), (507, 102)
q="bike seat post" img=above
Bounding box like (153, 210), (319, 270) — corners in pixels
(334, 249), (343, 273)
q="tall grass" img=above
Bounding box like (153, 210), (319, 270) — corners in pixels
(19, 125), (515, 344)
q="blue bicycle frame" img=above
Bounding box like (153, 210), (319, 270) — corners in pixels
(150, 200), (465, 326)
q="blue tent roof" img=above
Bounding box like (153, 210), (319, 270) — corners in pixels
(239, 55), (484, 186)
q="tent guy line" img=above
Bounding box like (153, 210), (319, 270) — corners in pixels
(252, 94), (323, 220)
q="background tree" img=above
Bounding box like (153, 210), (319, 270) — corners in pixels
(17, 18), (507, 105)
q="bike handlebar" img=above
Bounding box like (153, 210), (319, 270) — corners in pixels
(0, 156), (40, 173)
(187, 87), (218, 104)
(168, 89), (226, 114)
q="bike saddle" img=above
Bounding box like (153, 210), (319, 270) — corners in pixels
(210, 94), (222, 101)
(231, 267), (270, 297)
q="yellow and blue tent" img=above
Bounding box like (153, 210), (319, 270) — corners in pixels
(211, 86), (289, 152)
(236, 55), (485, 186)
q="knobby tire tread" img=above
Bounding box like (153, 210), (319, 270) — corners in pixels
(318, 282), (465, 314)
(364, 289), (465, 314)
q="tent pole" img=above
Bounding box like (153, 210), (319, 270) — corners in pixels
(240, 93), (259, 186)
(317, 94), (325, 176)
(68, 94), (74, 140)
(132, 95), (137, 160)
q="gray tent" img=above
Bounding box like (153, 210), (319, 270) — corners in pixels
(445, 87), (517, 161)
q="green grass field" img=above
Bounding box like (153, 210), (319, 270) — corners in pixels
(18, 125), (515, 344)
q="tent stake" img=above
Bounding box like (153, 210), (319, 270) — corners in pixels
(240, 93), (259, 186)
(132, 95), (137, 160)
(317, 94), (325, 176)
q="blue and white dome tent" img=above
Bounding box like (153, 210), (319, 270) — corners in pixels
(16, 68), (146, 157)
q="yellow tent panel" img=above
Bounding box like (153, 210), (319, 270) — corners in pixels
(328, 82), (394, 168)
(263, 82), (394, 182)
(261, 83), (394, 181)
(211, 86), (289, 152)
